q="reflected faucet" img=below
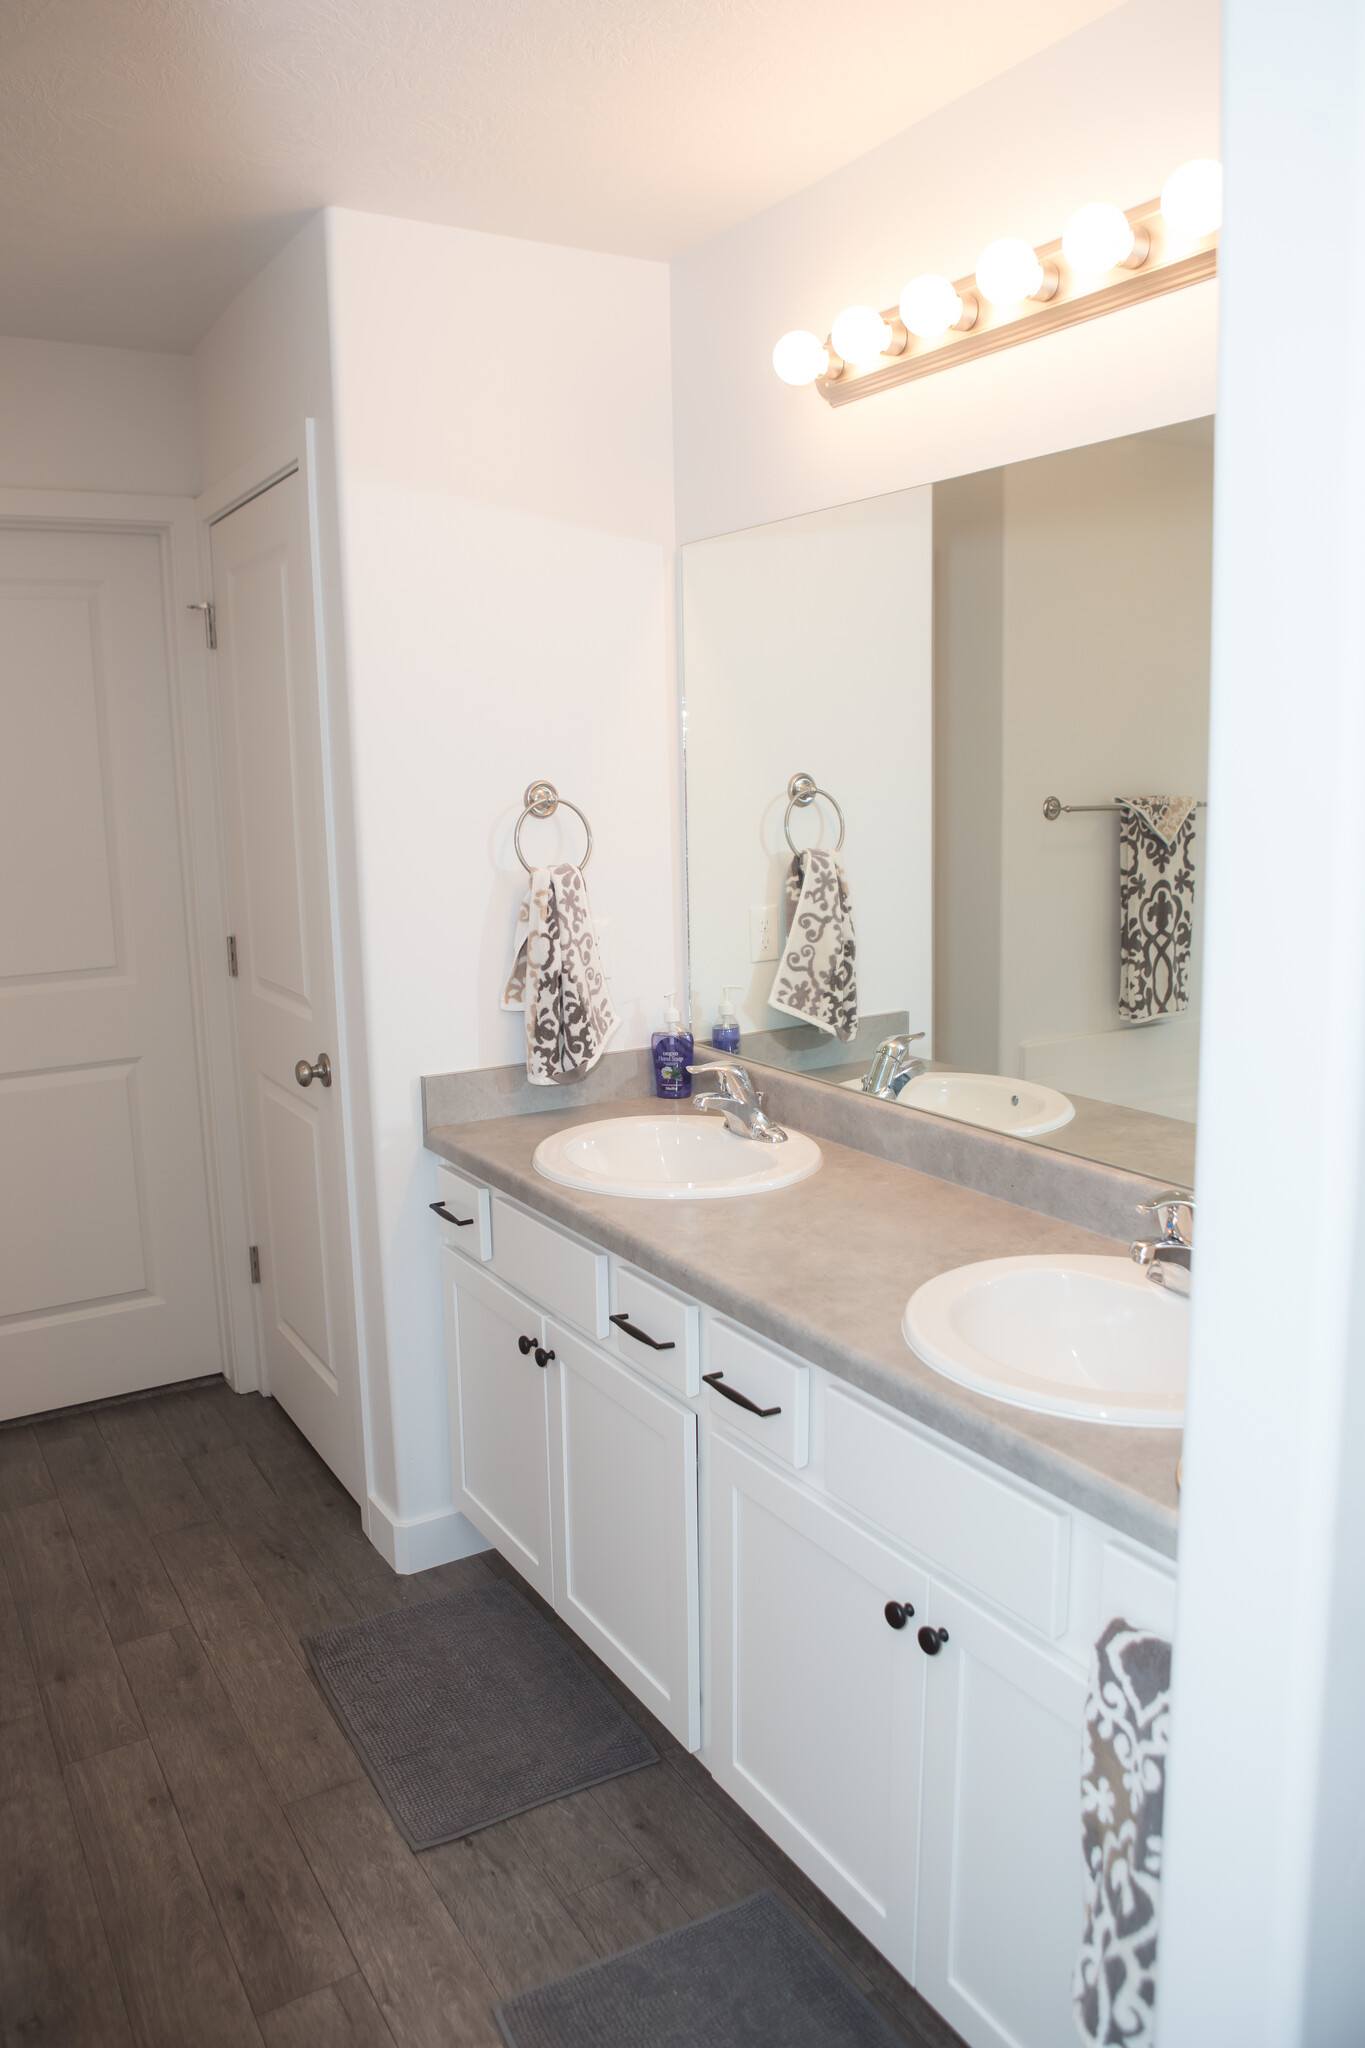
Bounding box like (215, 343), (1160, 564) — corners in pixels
(686, 1063), (789, 1144)
(1130, 1193), (1194, 1297)
(860, 1034), (928, 1100)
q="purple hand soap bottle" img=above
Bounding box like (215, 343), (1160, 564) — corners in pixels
(652, 994), (693, 1099)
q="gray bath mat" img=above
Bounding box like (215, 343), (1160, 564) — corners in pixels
(494, 1891), (903, 2048)
(304, 1581), (657, 1850)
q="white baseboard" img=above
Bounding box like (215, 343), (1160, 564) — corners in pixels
(363, 1495), (492, 1575)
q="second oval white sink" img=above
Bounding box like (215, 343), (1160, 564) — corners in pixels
(843, 1071), (1074, 1137)
(903, 1254), (1187, 1427)
(534, 1115), (822, 1199)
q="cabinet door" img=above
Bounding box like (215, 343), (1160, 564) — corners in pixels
(708, 1432), (926, 1975)
(548, 1321), (700, 1749)
(916, 1579), (1086, 2048)
(442, 1248), (554, 1602)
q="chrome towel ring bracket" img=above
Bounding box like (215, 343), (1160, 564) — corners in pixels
(784, 771), (846, 856)
(513, 780), (594, 873)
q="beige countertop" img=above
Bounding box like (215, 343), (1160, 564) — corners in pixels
(426, 1095), (1181, 1559)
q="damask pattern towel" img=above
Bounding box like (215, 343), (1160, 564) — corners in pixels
(1118, 798), (1197, 1020)
(1073, 1618), (1171, 2047)
(768, 849), (858, 1042)
(501, 864), (619, 1085)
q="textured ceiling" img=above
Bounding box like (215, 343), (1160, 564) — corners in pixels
(0, 0), (1125, 352)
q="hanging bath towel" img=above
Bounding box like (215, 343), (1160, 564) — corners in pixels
(768, 849), (858, 1042)
(1073, 1618), (1171, 2047)
(501, 863), (619, 1085)
(1118, 798), (1197, 1020)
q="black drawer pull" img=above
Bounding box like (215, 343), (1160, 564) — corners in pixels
(517, 1335), (536, 1356)
(884, 1600), (916, 1630)
(534, 1347), (555, 1369)
(610, 1312), (675, 1352)
(918, 1625), (949, 1656)
(703, 1371), (781, 1419)
(430, 1201), (473, 1228)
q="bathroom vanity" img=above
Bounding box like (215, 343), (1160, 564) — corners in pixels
(424, 1093), (1178, 2048)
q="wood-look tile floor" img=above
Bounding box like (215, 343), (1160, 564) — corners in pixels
(0, 1378), (965, 2048)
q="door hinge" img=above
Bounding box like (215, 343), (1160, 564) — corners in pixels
(249, 1245), (261, 1284)
(188, 600), (217, 650)
(226, 934), (238, 977)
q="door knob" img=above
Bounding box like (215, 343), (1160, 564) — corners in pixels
(518, 1335), (535, 1356)
(917, 1625), (950, 1656)
(295, 1054), (332, 1088)
(534, 1346), (555, 1369)
(884, 1600), (916, 1630)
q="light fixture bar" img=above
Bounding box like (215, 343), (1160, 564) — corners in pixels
(815, 197), (1216, 407)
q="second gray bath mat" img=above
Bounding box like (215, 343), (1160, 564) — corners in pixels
(494, 1891), (905, 2048)
(304, 1581), (657, 1849)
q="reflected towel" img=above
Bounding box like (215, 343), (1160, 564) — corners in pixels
(1118, 798), (1197, 1021)
(767, 849), (858, 1042)
(1073, 1618), (1171, 2046)
(501, 863), (619, 1085)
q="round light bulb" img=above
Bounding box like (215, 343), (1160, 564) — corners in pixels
(974, 237), (1045, 308)
(830, 305), (892, 366)
(1161, 158), (1223, 240)
(898, 273), (963, 340)
(771, 330), (829, 386)
(1062, 201), (1135, 275)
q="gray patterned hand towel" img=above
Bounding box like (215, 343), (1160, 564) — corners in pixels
(501, 864), (619, 1085)
(768, 849), (858, 1042)
(1118, 798), (1197, 1020)
(1073, 1618), (1171, 2047)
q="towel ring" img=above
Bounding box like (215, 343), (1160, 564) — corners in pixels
(783, 772), (846, 856)
(513, 780), (594, 873)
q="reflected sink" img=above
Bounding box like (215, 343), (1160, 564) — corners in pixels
(534, 1115), (822, 1199)
(843, 1071), (1074, 1137)
(903, 1255), (1186, 1427)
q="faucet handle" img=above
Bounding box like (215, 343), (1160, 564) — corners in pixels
(1136, 1191), (1195, 1242)
(686, 1061), (755, 1104)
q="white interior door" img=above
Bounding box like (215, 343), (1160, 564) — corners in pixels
(0, 524), (221, 1417)
(210, 471), (361, 1498)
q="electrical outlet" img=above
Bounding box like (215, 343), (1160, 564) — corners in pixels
(749, 903), (780, 962)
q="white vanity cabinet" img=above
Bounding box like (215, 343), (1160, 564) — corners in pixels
(442, 1246), (556, 1602)
(707, 1431), (927, 1976)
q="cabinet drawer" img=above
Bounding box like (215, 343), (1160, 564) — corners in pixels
(491, 1196), (609, 1339)
(824, 1386), (1070, 1638)
(703, 1319), (809, 1468)
(607, 1262), (700, 1398)
(431, 1163), (492, 1260)
(1100, 1540), (1176, 1638)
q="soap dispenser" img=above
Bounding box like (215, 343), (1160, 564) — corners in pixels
(652, 994), (693, 1099)
(712, 988), (741, 1055)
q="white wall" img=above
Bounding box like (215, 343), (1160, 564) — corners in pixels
(0, 334), (198, 495)
(670, 0), (1220, 545)
(1161, 0), (1365, 2036)
(326, 210), (677, 1548)
(682, 488), (932, 1046)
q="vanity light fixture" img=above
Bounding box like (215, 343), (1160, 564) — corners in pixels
(778, 157), (1220, 407)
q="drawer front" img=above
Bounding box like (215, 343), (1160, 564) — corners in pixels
(824, 1385), (1071, 1638)
(491, 1195), (609, 1339)
(1100, 1540), (1176, 1638)
(703, 1318), (809, 1468)
(607, 1262), (700, 1398)
(431, 1162), (492, 1261)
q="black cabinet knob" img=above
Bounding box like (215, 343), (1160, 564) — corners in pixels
(917, 1625), (949, 1656)
(517, 1335), (535, 1356)
(884, 1600), (915, 1630)
(534, 1346), (555, 1369)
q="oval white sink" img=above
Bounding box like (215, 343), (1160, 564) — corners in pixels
(903, 1254), (1186, 1427)
(534, 1115), (822, 1200)
(843, 1071), (1074, 1137)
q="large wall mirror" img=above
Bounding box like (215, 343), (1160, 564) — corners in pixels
(681, 417), (1213, 1188)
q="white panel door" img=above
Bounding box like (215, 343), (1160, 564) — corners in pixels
(0, 524), (220, 1416)
(916, 1578), (1087, 2048)
(210, 472), (361, 1496)
(444, 1250), (555, 1602)
(548, 1319), (699, 1748)
(708, 1431), (926, 1975)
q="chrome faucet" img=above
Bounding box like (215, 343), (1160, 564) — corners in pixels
(686, 1063), (789, 1144)
(860, 1033), (928, 1100)
(1130, 1193), (1194, 1296)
